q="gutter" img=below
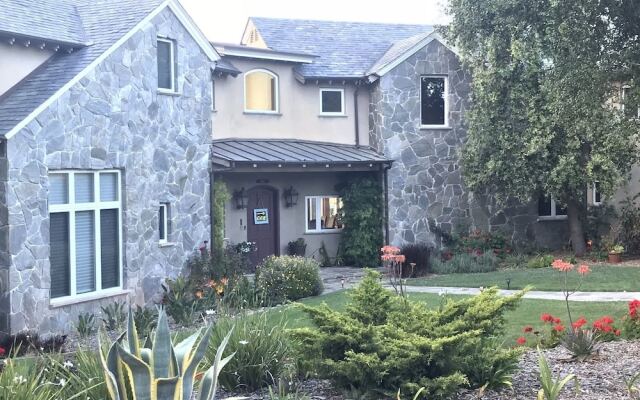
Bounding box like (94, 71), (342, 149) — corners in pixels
(354, 85), (360, 147)
(383, 163), (391, 244)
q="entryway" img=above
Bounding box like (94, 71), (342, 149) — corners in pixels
(246, 186), (279, 267)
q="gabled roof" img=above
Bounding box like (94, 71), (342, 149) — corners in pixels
(0, 0), (219, 139)
(0, 0), (89, 47)
(213, 42), (316, 64)
(248, 17), (434, 79)
(214, 58), (241, 77)
(212, 139), (390, 167)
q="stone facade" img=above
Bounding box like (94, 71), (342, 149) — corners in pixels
(0, 9), (212, 334)
(370, 39), (568, 248)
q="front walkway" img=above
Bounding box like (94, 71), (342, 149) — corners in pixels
(319, 267), (640, 302)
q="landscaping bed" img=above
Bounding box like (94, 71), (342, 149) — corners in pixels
(458, 340), (640, 400)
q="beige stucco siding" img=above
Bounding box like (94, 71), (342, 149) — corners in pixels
(213, 58), (369, 145)
(0, 43), (53, 96)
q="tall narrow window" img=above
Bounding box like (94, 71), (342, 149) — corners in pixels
(305, 196), (343, 232)
(319, 88), (344, 115)
(538, 194), (567, 220)
(592, 182), (602, 205)
(49, 171), (122, 300)
(159, 203), (169, 244)
(244, 69), (278, 113)
(420, 76), (448, 127)
(157, 38), (176, 92)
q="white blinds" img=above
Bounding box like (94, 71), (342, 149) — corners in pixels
(75, 210), (96, 294)
(50, 174), (68, 205)
(75, 173), (94, 203)
(100, 173), (118, 201)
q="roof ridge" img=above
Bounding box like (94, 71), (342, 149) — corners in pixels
(249, 16), (433, 28)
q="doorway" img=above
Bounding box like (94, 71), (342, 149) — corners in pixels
(246, 186), (279, 267)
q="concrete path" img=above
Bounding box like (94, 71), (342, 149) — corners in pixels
(318, 267), (640, 302)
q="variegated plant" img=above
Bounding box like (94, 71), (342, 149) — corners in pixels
(98, 307), (234, 400)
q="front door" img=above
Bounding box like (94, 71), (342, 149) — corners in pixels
(247, 186), (278, 267)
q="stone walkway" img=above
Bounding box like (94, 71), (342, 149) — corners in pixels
(319, 267), (640, 302)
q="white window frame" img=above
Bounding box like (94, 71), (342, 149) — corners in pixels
(319, 88), (345, 116)
(243, 68), (279, 114)
(159, 203), (169, 244)
(157, 37), (176, 93)
(48, 170), (123, 305)
(538, 197), (568, 221)
(305, 195), (343, 233)
(592, 182), (602, 206)
(420, 75), (449, 129)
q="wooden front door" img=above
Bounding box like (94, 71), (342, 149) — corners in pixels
(247, 186), (278, 267)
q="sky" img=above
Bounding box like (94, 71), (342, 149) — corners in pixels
(180, 0), (450, 43)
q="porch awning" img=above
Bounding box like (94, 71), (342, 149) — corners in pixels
(211, 139), (391, 168)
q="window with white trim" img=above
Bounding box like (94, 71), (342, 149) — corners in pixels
(538, 194), (567, 219)
(319, 88), (344, 115)
(49, 171), (122, 299)
(244, 69), (278, 113)
(420, 76), (448, 127)
(157, 38), (176, 92)
(305, 196), (343, 232)
(159, 203), (170, 243)
(592, 182), (602, 205)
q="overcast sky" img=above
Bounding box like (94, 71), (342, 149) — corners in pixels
(180, 0), (450, 43)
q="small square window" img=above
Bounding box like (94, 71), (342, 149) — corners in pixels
(305, 196), (343, 232)
(319, 89), (344, 115)
(421, 76), (448, 127)
(159, 203), (170, 243)
(157, 38), (176, 92)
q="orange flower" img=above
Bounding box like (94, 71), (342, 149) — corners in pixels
(194, 289), (204, 299)
(381, 245), (401, 255)
(395, 255), (406, 263)
(577, 264), (590, 275)
(552, 259), (574, 272)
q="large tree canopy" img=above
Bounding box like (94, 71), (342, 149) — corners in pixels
(446, 0), (640, 255)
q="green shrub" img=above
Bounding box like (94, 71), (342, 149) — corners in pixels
(291, 270), (523, 399)
(431, 252), (498, 274)
(255, 256), (323, 305)
(527, 254), (555, 269)
(162, 276), (200, 326)
(100, 301), (127, 331)
(133, 305), (158, 339)
(76, 312), (96, 338)
(205, 312), (293, 392)
(462, 339), (522, 390)
(501, 253), (529, 269)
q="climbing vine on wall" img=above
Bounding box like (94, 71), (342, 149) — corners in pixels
(336, 176), (384, 268)
(213, 180), (230, 255)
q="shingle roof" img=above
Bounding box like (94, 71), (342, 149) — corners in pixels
(0, 0), (88, 46)
(367, 32), (434, 76)
(212, 139), (390, 165)
(215, 57), (241, 76)
(0, 0), (165, 137)
(250, 17), (434, 79)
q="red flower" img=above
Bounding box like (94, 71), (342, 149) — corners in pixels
(541, 313), (555, 323)
(516, 336), (527, 345)
(572, 317), (588, 330)
(554, 318), (562, 324)
(615, 329), (622, 336)
(0, 346), (4, 357)
(523, 325), (534, 333)
(553, 324), (565, 332)
(629, 300), (640, 318)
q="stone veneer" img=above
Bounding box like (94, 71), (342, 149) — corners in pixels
(370, 39), (568, 248)
(0, 8), (212, 334)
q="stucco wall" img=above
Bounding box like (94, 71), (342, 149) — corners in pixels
(213, 58), (369, 146)
(3, 9), (212, 333)
(0, 42), (53, 97)
(218, 171), (347, 264)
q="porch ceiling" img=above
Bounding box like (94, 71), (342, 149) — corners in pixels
(211, 139), (392, 169)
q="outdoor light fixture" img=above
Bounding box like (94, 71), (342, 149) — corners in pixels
(283, 186), (299, 208)
(233, 187), (249, 209)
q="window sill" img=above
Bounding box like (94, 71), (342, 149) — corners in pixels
(243, 111), (282, 116)
(420, 125), (452, 130)
(537, 216), (568, 222)
(49, 288), (131, 308)
(158, 89), (181, 96)
(318, 114), (347, 118)
(304, 229), (343, 235)
(159, 241), (176, 248)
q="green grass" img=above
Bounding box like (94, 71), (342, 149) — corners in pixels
(406, 265), (640, 291)
(273, 290), (628, 345)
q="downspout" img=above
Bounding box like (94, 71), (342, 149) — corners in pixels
(383, 163), (391, 245)
(209, 163), (215, 253)
(353, 85), (360, 147)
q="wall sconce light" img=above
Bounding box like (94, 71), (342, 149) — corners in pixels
(283, 186), (299, 208)
(233, 187), (249, 209)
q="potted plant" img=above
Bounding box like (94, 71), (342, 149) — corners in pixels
(608, 244), (624, 263)
(287, 238), (306, 257)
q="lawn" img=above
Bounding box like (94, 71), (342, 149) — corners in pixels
(406, 265), (640, 292)
(274, 290), (628, 344)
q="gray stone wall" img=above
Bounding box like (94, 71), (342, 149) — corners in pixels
(370, 39), (568, 248)
(4, 8), (212, 333)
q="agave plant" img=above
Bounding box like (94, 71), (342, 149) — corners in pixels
(98, 307), (234, 400)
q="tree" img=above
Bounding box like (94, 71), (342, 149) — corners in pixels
(445, 0), (640, 255)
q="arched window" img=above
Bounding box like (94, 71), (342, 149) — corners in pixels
(244, 69), (279, 113)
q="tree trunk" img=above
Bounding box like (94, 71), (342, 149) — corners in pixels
(566, 197), (587, 256)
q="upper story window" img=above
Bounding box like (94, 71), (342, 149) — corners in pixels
(420, 76), (448, 127)
(244, 69), (278, 113)
(319, 88), (345, 116)
(157, 38), (176, 92)
(592, 181), (602, 206)
(49, 171), (122, 302)
(538, 194), (567, 220)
